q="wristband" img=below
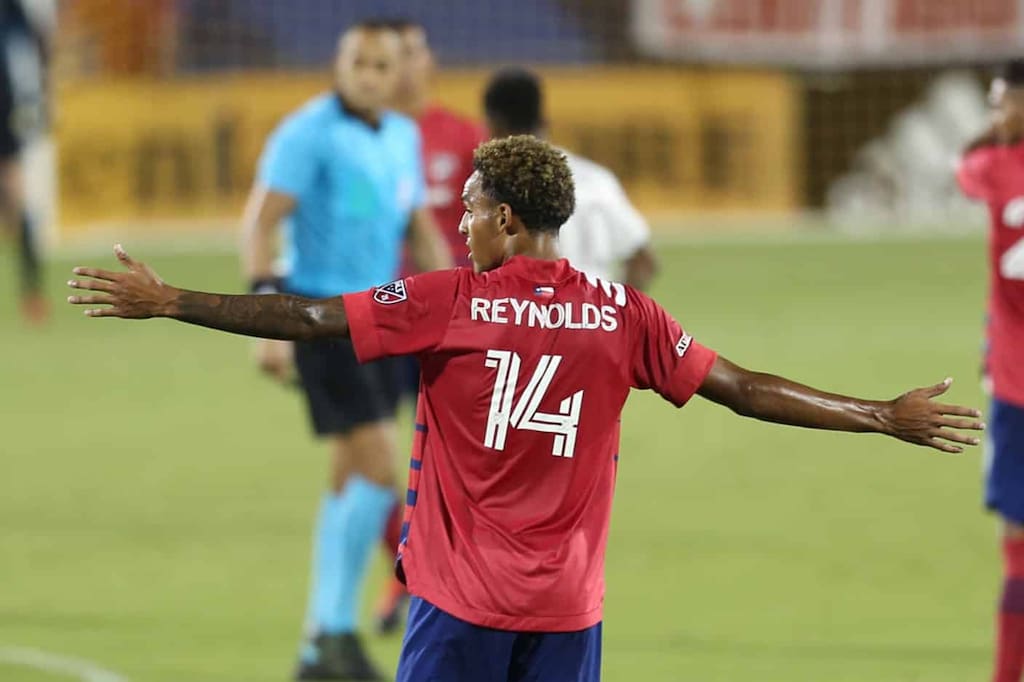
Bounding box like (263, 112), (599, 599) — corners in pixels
(249, 277), (281, 295)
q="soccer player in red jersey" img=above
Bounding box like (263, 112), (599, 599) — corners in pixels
(957, 59), (1024, 682)
(69, 136), (984, 682)
(391, 19), (485, 267)
(377, 19), (487, 633)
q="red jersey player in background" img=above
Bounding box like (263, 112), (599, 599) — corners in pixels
(390, 18), (484, 268)
(376, 18), (486, 635)
(957, 59), (1024, 682)
(69, 136), (984, 682)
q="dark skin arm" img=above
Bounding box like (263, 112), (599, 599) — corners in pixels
(622, 244), (658, 291)
(69, 246), (984, 454)
(698, 357), (983, 454)
(68, 245), (349, 341)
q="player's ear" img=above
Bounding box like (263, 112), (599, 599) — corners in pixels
(498, 204), (511, 230)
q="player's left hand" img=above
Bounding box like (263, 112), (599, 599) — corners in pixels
(882, 377), (985, 454)
(67, 244), (178, 319)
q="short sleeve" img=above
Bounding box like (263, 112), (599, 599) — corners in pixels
(629, 291), (717, 407)
(957, 147), (996, 202)
(257, 115), (321, 198)
(343, 269), (462, 362)
(599, 175), (650, 260)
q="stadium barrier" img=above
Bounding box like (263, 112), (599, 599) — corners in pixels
(55, 68), (800, 239)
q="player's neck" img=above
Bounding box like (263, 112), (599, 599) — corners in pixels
(395, 92), (429, 119)
(507, 231), (561, 263)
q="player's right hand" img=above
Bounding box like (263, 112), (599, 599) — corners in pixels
(255, 338), (295, 384)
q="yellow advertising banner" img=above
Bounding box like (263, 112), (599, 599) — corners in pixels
(56, 68), (800, 234)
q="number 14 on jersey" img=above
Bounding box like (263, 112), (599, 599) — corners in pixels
(483, 349), (584, 458)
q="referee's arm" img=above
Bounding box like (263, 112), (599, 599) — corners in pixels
(406, 207), (453, 272)
(241, 184), (296, 283)
(241, 183), (298, 382)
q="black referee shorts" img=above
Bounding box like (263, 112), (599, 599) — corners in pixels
(293, 337), (401, 436)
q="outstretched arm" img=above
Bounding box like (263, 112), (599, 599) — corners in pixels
(697, 356), (984, 454)
(68, 245), (349, 341)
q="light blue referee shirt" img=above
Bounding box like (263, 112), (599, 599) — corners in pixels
(258, 93), (426, 298)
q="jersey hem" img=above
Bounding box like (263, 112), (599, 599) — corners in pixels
(404, 566), (603, 633)
(408, 587), (604, 633)
(993, 388), (1024, 411)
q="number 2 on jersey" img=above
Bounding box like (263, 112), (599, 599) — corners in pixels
(483, 350), (584, 458)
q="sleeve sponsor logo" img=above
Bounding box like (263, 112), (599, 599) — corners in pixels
(675, 332), (693, 357)
(373, 280), (408, 305)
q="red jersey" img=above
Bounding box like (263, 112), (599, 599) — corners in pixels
(957, 142), (1024, 408)
(418, 105), (485, 268)
(343, 257), (717, 631)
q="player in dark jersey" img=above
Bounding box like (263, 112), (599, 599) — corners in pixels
(69, 136), (984, 682)
(0, 0), (49, 324)
(957, 59), (1024, 682)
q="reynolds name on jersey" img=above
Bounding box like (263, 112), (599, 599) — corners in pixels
(470, 297), (619, 331)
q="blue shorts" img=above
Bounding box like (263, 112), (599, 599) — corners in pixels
(985, 398), (1024, 524)
(396, 597), (602, 682)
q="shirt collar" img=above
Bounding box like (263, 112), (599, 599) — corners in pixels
(335, 93), (382, 131)
(500, 255), (575, 284)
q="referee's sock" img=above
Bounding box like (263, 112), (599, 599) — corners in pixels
(307, 492), (347, 648)
(326, 476), (395, 635)
(995, 536), (1024, 682)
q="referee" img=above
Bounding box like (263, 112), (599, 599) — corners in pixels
(241, 20), (450, 681)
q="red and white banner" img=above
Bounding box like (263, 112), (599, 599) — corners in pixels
(632, 0), (1024, 66)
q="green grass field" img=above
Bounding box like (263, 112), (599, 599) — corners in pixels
(0, 234), (998, 681)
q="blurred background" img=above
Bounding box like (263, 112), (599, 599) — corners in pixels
(45, 0), (1014, 243)
(0, 1), (1010, 681)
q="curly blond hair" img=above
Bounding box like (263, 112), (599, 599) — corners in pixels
(473, 135), (575, 233)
